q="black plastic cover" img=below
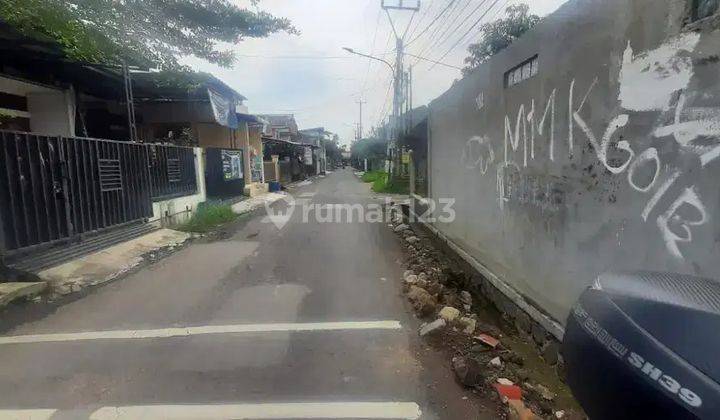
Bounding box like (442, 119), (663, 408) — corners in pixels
(563, 271), (720, 419)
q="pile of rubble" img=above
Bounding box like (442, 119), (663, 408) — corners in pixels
(387, 204), (578, 420)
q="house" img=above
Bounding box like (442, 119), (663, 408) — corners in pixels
(258, 114), (315, 183)
(132, 72), (268, 197)
(299, 127), (332, 175)
(257, 114), (299, 142)
(0, 22), (126, 139)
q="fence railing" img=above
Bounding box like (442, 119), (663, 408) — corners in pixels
(0, 130), (198, 254)
(147, 144), (197, 201)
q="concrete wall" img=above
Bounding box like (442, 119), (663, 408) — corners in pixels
(0, 75), (75, 136)
(151, 147), (207, 226)
(27, 90), (75, 136)
(427, 0), (720, 325)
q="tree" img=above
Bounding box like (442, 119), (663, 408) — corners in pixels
(0, 0), (297, 69)
(324, 134), (343, 166)
(351, 136), (387, 169)
(462, 4), (539, 76)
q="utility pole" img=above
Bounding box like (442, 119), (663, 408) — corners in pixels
(381, 0), (419, 178)
(356, 99), (366, 140)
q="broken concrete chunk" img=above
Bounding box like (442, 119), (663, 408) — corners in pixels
(407, 285), (437, 316)
(460, 290), (472, 306)
(438, 306), (461, 322)
(425, 281), (444, 296)
(458, 316), (476, 334)
(404, 274), (418, 285)
(535, 383), (555, 401)
(405, 236), (420, 244)
(452, 356), (484, 387)
(417, 272), (428, 283)
(554, 410), (565, 419)
(489, 356), (503, 368)
(403, 269), (415, 280)
(419, 318), (446, 336)
(501, 350), (525, 366)
(497, 377), (514, 386)
(394, 224), (410, 232)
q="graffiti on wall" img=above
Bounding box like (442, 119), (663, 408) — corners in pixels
(461, 33), (720, 259)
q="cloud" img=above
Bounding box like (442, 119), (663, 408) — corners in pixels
(183, 0), (568, 145)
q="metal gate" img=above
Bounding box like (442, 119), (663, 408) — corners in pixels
(0, 131), (153, 255)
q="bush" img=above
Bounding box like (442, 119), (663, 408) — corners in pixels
(361, 170), (385, 183)
(177, 203), (237, 233)
(371, 172), (409, 194)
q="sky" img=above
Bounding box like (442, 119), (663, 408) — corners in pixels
(183, 0), (569, 146)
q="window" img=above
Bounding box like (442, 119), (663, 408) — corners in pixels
(505, 55), (539, 87)
(693, 0), (720, 21)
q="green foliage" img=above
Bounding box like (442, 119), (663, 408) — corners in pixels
(351, 137), (387, 162)
(177, 203), (237, 233)
(462, 4), (540, 76)
(324, 134), (343, 165)
(362, 171), (409, 194)
(361, 170), (385, 183)
(0, 0), (297, 69)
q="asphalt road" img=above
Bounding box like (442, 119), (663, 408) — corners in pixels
(0, 168), (492, 419)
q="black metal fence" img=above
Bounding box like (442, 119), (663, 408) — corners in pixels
(0, 131), (197, 254)
(148, 144), (197, 200)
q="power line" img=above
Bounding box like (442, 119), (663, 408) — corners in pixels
(234, 54), (352, 60)
(402, 0), (434, 44)
(401, 9), (418, 41)
(415, 0), (472, 58)
(429, 0), (502, 70)
(373, 73), (395, 127)
(406, 0), (457, 46)
(404, 52), (462, 69)
(361, 8), (383, 93)
(431, 0), (492, 53)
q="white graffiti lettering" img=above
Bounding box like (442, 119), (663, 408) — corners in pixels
(657, 187), (708, 260)
(504, 104), (528, 166)
(628, 147), (661, 193)
(462, 136), (495, 174)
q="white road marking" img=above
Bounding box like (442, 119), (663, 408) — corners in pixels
(0, 321), (402, 345)
(89, 402), (421, 419)
(0, 409), (57, 419)
(299, 192), (316, 198)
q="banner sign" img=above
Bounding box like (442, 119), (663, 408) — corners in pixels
(221, 149), (243, 180)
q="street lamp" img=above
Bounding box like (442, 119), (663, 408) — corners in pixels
(342, 47), (394, 73)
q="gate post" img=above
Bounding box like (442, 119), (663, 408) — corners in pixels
(58, 137), (76, 240)
(409, 150), (415, 196)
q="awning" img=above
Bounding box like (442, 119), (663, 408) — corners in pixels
(262, 136), (319, 148)
(237, 113), (266, 124)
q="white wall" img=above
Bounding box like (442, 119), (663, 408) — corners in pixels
(0, 75), (75, 136)
(150, 147), (207, 226)
(27, 90), (75, 136)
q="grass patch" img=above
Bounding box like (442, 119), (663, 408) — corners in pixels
(371, 172), (409, 194)
(177, 203), (238, 233)
(361, 170), (385, 183)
